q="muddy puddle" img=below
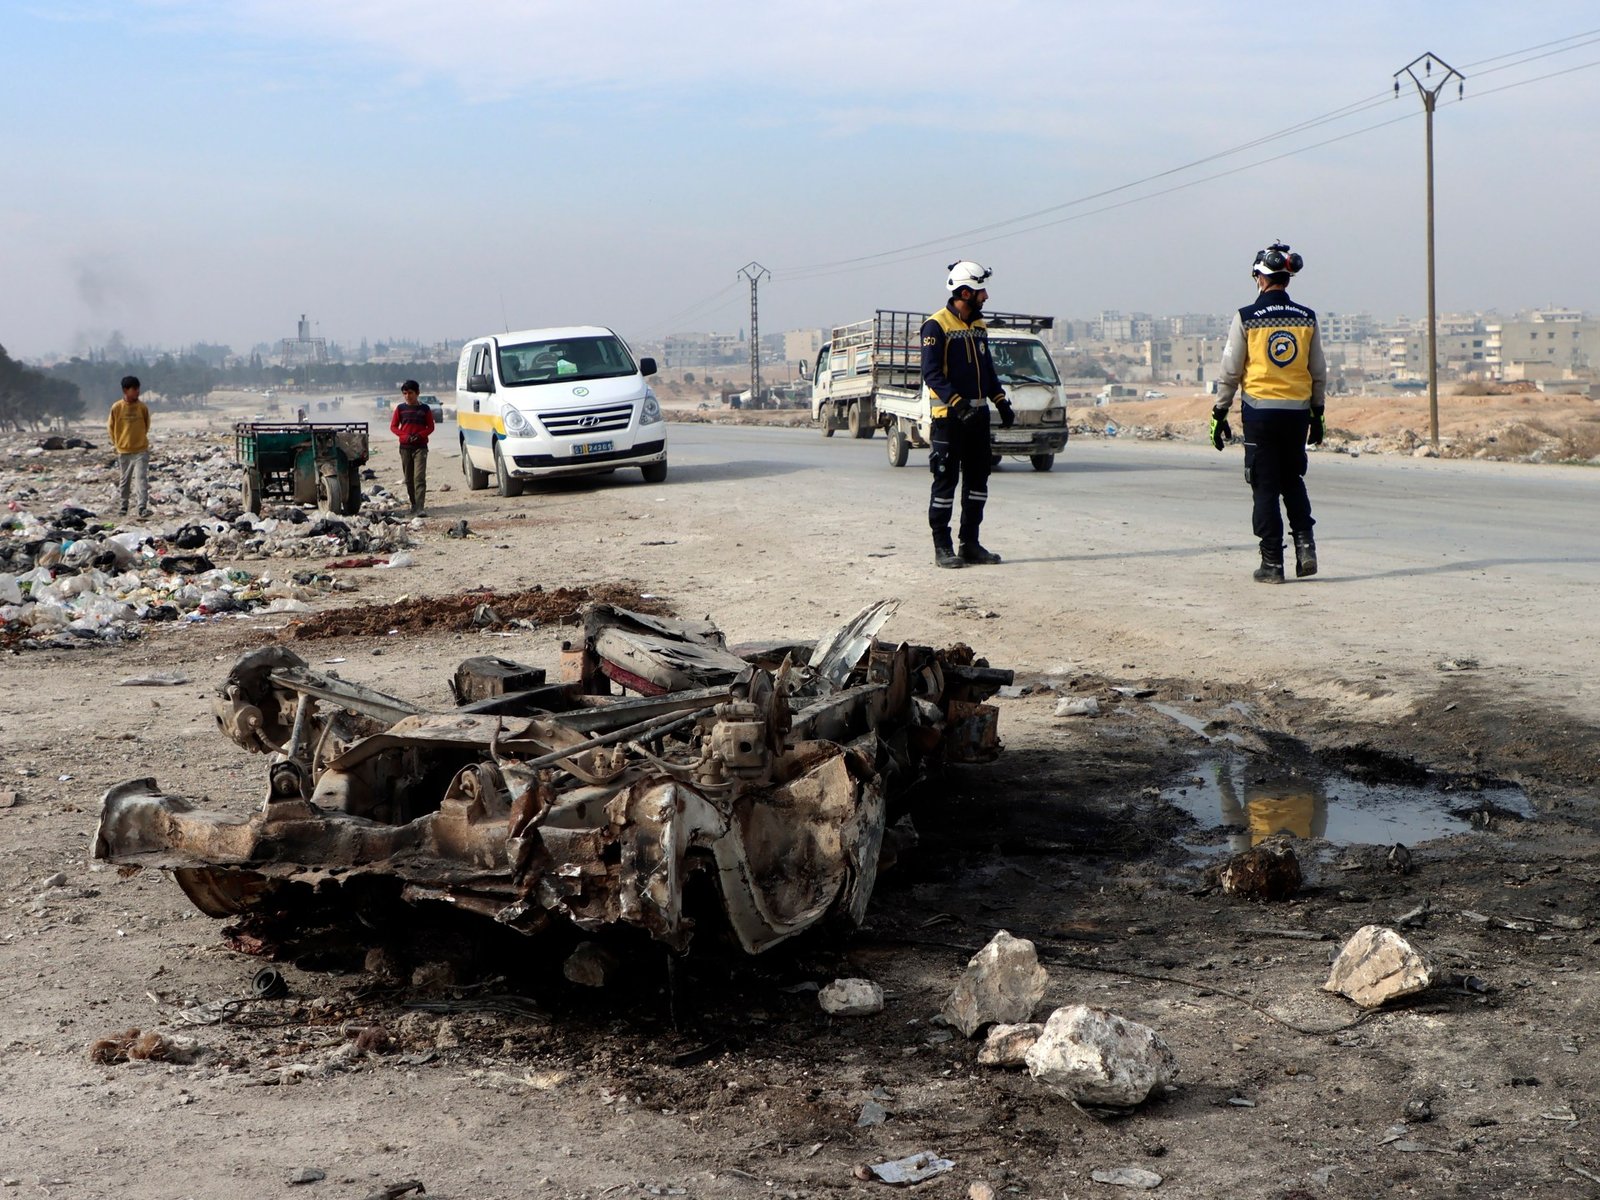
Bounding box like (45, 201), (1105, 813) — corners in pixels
(1164, 754), (1532, 855)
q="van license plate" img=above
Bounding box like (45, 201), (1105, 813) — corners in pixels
(573, 440), (613, 456)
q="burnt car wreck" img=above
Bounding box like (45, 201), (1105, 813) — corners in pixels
(95, 601), (1012, 956)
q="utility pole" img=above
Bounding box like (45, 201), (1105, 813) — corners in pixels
(1394, 52), (1464, 451)
(738, 262), (770, 409)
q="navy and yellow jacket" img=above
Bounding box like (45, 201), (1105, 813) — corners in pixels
(921, 304), (1004, 419)
(1213, 289), (1327, 416)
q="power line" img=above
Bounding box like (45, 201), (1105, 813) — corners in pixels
(1461, 27), (1600, 70)
(775, 49), (1600, 285)
(773, 29), (1600, 284)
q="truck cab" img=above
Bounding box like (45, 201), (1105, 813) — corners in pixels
(808, 310), (1069, 470)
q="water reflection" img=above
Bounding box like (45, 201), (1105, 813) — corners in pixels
(1166, 756), (1531, 853)
(1215, 765), (1326, 852)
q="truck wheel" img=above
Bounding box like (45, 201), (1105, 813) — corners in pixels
(641, 460), (668, 484)
(990, 453), (1003, 468)
(821, 407), (835, 438)
(886, 427), (909, 468)
(494, 444), (524, 498)
(242, 469), (262, 515)
(849, 402), (874, 439)
(461, 438), (489, 490)
(1030, 453), (1056, 472)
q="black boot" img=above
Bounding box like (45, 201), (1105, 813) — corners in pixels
(1292, 531), (1318, 578)
(1253, 545), (1285, 584)
(960, 541), (1002, 565)
(933, 533), (964, 569)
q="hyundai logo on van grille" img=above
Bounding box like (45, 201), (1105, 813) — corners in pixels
(540, 402), (633, 437)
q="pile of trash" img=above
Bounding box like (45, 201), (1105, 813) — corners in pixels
(0, 511), (356, 648)
(0, 429), (417, 648)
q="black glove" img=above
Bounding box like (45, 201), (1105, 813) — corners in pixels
(956, 399), (987, 430)
(995, 397), (1015, 429)
(1308, 408), (1326, 446)
(1209, 407), (1232, 451)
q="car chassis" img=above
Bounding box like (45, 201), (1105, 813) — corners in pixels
(95, 601), (1011, 955)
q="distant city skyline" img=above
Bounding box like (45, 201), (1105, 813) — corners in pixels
(4, 4), (1600, 360)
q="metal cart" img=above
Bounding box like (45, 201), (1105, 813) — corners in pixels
(233, 421), (368, 516)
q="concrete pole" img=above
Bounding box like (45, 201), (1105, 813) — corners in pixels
(1395, 53), (1464, 452)
(1424, 89), (1439, 449)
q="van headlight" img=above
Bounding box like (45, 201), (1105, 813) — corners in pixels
(502, 407), (533, 436)
(641, 394), (663, 424)
(1042, 407), (1066, 424)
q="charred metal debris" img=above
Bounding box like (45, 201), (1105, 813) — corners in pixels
(95, 601), (1012, 955)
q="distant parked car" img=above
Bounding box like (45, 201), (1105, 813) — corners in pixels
(1144, 389), (1167, 399)
(419, 395), (445, 424)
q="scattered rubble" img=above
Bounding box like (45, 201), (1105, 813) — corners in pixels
(819, 978), (886, 1017)
(283, 583), (669, 640)
(94, 600), (1013, 960)
(1218, 839), (1302, 900)
(1024, 1005), (1179, 1110)
(940, 930), (1048, 1037)
(86, 1028), (199, 1065)
(562, 942), (621, 988)
(976, 1021), (1044, 1067)
(1324, 925), (1433, 1008)
(1090, 1166), (1164, 1189)
(863, 1152), (955, 1186)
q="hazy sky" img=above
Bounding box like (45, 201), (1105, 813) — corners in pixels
(4, 2), (1600, 359)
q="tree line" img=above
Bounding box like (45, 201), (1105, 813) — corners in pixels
(35, 354), (457, 417)
(0, 344), (85, 431)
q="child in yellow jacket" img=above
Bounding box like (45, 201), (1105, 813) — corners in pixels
(107, 375), (151, 518)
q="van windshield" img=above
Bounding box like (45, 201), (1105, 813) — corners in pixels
(499, 335), (637, 386)
(990, 339), (1059, 386)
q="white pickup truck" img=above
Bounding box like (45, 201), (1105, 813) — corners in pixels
(805, 310), (1069, 471)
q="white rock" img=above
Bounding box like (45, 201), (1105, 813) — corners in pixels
(1054, 696), (1101, 717)
(1025, 1005), (1178, 1108)
(941, 930), (1049, 1037)
(1090, 1166), (1164, 1189)
(1324, 925), (1432, 1008)
(818, 977), (883, 1016)
(977, 1022), (1044, 1067)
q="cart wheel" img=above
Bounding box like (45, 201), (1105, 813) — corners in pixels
(340, 464), (364, 514)
(317, 472), (346, 514)
(242, 469), (262, 515)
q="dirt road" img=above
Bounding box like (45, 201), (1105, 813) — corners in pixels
(3, 409), (1599, 1198)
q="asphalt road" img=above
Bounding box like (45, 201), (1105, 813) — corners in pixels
(647, 421), (1600, 721)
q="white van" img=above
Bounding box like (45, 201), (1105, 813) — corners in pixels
(455, 325), (667, 496)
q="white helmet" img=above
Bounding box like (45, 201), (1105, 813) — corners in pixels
(946, 260), (993, 293)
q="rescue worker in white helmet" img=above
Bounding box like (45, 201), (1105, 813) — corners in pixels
(1209, 242), (1327, 583)
(920, 261), (1014, 568)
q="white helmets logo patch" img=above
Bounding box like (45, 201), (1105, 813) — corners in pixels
(1267, 330), (1299, 367)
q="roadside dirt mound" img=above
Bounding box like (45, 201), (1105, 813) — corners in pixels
(284, 583), (672, 640)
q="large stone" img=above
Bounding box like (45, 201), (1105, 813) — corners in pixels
(1324, 925), (1432, 1008)
(941, 930), (1049, 1038)
(1024, 1005), (1178, 1108)
(818, 977), (884, 1016)
(562, 941), (621, 988)
(977, 1022), (1043, 1067)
